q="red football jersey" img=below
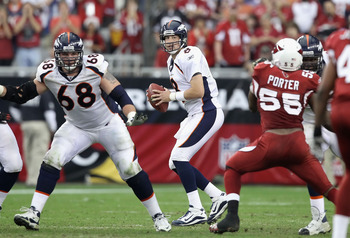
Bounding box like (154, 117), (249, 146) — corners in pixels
(325, 29), (350, 104)
(251, 62), (319, 132)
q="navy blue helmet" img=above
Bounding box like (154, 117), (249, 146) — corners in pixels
(297, 34), (324, 72)
(54, 32), (84, 72)
(160, 20), (187, 54)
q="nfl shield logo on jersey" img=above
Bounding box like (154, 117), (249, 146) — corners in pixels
(218, 135), (250, 170)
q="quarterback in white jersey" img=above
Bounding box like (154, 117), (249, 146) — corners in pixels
(0, 112), (23, 212)
(0, 32), (171, 232)
(151, 20), (227, 226)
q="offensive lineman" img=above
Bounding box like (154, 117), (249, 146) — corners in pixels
(150, 20), (227, 226)
(209, 38), (337, 234)
(0, 32), (171, 232)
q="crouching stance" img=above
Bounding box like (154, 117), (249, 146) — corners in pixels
(0, 32), (171, 232)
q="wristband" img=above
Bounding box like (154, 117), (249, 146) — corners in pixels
(175, 91), (186, 101)
(127, 111), (136, 120)
(169, 92), (176, 101)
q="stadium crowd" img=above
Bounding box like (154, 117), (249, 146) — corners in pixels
(0, 0), (349, 72)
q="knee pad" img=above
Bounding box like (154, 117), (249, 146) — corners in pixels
(43, 150), (63, 170)
(3, 157), (23, 173)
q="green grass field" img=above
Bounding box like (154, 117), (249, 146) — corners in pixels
(0, 183), (341, 238)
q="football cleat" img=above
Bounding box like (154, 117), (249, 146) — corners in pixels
(207, 192), (228, 224)
(209, 214), (240, 234)
(172, 205), (207, 226)
(14, 206), (40, 230)
(298, 206), (331, 235)
(152, 213), (171, 232)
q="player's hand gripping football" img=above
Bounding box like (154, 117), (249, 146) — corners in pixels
(126, 111), (148, 126)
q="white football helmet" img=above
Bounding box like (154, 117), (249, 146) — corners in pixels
(272, 38), (303, 71)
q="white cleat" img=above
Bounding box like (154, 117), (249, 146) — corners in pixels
(172, 205), (207, 226)
(14, 206), (41, 230)
(298, 206), (331, 235)
(152, 213), (171, 232)
(207, 192), (228, 224)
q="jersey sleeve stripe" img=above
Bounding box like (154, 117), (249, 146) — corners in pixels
(40, 71), (53, 83)
(86, 66), (104, 77)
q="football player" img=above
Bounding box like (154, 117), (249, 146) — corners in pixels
(297, 34), (341, 236)
(315, 28), (350, 238)
(209, 38), (337, 234)
(150, 20), (227, 226)
(0, 32), (171, 232)
(0, 112), (23, 212)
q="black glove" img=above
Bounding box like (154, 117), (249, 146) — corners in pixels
(126, 112), (148, 126)
(252, 57), (267, 68)
(0, 112), (11, 123)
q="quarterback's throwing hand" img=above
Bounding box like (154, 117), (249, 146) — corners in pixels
(126, 112), (148, 126)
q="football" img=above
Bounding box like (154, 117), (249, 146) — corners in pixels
(147, 83), (169, 113)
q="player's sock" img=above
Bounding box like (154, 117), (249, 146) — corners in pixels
(204, 183), (223, 200)
(126, 170), (162, 216)
(0, 170), (19, 206)
(173, 161), (203, 209)
(307, 184), (325, 214)
(332, 214), (350, 238)
(31, 163), (60, 212)
(192, 166), (209, 189)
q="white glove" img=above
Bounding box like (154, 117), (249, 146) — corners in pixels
(126, 111), (148, 126)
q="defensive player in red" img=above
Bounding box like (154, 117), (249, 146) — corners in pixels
(315, 28), (350, 238)
(209, 38), (337, 234)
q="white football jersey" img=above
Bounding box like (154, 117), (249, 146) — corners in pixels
(35, 54), (114, 130)
(167, 46), (221, 116)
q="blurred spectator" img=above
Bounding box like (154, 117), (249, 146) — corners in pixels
(0, 4), (14, 66)
(291, 0), (322, 34)
(101, 0), (116, 27)
(214, 7), (251, 69)
(114, 0), (144, 54)
(50, 0), (81, 41)
(38, 0), (76, 36)
(152, 0), (189, 67)
(7, 0), (22, 27)
(250, 13), (280, 60)
(9, 91), (57, 187)
(81, 16), (105, 54)
(176, 0), (211, 26)
(235, 0), (254, 21)
(13, 1), (42, 67)
(316, 1), (346, 41)
(332, 0), (350, 18)
(282, 21), (301, 39)
(187, 17), (215, 66)
(77, 0), (104, 25)
(253, 0), (293, 33)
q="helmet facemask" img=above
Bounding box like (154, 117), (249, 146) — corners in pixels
(301, 56), (322, 72)
(55, 47), (83, 73)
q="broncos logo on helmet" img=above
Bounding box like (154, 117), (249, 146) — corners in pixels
(54, 32), (84, 73)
